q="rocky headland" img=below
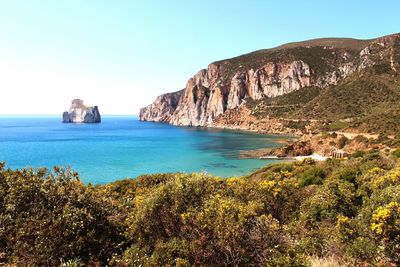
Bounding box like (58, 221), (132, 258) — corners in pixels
(140, 33), (399, 130)
(139, 33), (400, 157)
(62, 99), (101, 123)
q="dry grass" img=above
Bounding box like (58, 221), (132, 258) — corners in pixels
(309, 256), (343, 267)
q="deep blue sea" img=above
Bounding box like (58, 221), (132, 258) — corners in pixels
(0, 116), (287, 184)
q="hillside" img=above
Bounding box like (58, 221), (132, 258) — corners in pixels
(246, 73), (400, 135)
(140, 33), (400, 137)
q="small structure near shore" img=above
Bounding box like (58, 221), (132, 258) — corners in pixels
(329, 147), (348, 159)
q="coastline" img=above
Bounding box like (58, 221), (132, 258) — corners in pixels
(140, 119), (380, 161)
(259, 153), (327, 161)
(1, 116), (293, 183)
(156, 120), (303, 160)
(140, 119), (314, 160)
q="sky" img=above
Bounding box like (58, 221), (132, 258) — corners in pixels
(0, 0), (399, 115)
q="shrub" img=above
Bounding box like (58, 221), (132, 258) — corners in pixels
(0, 165), (124, 266)
(299, 167), (325, 187)
(2, 151), (400, 265)
(300, 179), (357, 224)
(338, 136), (349, 149)
(337, 168), (360, 184)
(354, 135), (369, 144)
(392, 149), (400, 158)
(371, 202), (400, 264)
(351, 150), (366, 158)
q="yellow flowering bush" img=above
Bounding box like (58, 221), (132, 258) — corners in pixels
(336, 215), (355, 241)
(370, 166), (400, 190)
(371, 202), (400, 238)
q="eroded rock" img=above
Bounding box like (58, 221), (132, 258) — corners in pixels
(62, 99), (101, 123)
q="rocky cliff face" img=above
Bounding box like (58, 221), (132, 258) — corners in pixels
(139, 33), (400, 128)
(166, 60), (313, 126)
(139, 90), (183, 122)
(63, 99), (101, 123)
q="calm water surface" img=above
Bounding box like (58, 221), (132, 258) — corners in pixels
(0, 116), (288, 183)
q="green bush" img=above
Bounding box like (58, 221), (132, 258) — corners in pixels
(392, 149), (400, 158)
(1, 151), (400, 265)
(338, 136), (349, 149)
(0, 164), (124, 266)
(351, 150), (366, 158)
(337, 167), (360, 184)
(299, 166), (325, 187)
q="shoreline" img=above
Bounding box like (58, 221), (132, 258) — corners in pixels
(142, 120), (309, 160)
(260, 153), (327, 161)
(140, 118), (300, 138)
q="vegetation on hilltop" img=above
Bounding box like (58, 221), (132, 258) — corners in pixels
(271, 37), (372, 51)
(297, 74), (400, 120)
(1, 151), (400, 266)
(216, 45), (357, 83)
(212, 36), (377, 83)
(246, 69), (400, 136)
(246, 86), (322, 118)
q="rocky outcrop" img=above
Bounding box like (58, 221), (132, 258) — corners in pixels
(143, 60), (313, 127)
(271, 141), (313, 157)
(139, 90), (183, 122)
(139, 33), (400, 128)
(62, 99), (101, 123)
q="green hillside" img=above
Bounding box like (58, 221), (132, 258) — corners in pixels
(213, 36), (377, 82)
(242, 34), (400, 136)
(247, 71), (400, 135)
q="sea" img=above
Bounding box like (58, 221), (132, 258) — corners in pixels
(0, 116), (288, 184)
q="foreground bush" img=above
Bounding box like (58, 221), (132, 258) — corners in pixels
(0, 151), (400, 266)
(0, 163), (124, 266)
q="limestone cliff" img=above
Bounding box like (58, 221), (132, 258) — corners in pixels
(167, 60), (313, 126)
(62, 99), (101, 123)
(139, 90), (183, 122)
(139, 33), (400, 130)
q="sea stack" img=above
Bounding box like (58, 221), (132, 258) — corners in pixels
(62, 99), (101, 123)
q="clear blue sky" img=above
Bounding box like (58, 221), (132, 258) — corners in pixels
(0, 0), (398, 114)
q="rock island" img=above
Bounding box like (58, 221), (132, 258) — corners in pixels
(62, 99), (101, 123)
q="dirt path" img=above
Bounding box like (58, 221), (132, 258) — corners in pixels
(329, 131), (379, 139)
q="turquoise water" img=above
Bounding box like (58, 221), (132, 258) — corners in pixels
(0, 116), (286, 184)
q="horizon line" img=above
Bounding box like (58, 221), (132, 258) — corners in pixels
(0, 114), (139, 117)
